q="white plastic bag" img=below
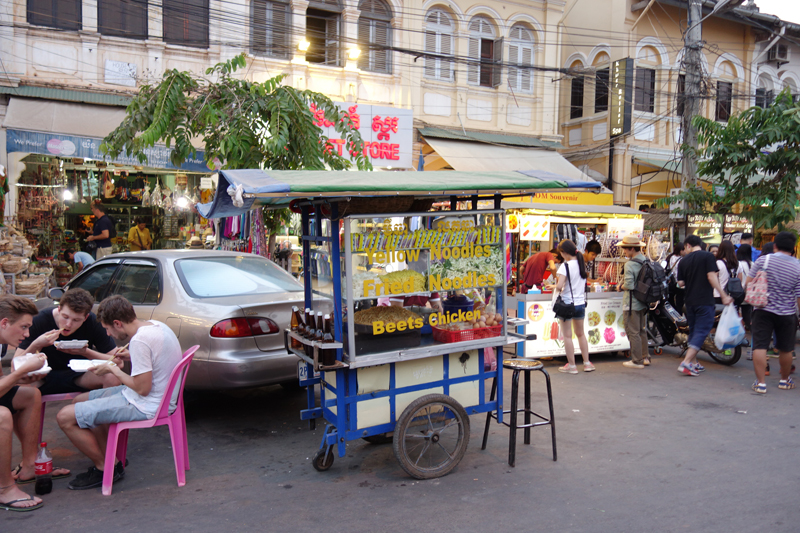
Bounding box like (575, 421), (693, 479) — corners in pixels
(714, 304), (745, 350)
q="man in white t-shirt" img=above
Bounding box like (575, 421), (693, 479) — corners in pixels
(56, 295), (183, 490)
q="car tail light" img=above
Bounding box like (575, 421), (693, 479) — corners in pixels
(210, 317), (279, 338)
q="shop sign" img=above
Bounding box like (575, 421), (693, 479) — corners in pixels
(521, 298), (630, 357)
(200, 177), (214, 190)
(607, 218), (644, 240)
(104, 60), (137, 88)
(6, 129), (211, 172)
(688, 214), (723, 245)
(609, 58), (633, 138)
(518, 215), (550, 241)
(309, 102), (413, 168)
(722, 214), (752, 244)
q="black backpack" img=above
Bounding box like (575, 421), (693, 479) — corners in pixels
(631, 257), (668, 304)
(107, 215), (117, 239)
(726, 265), (745, 304)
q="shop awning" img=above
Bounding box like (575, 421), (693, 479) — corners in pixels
(197, 170), (603, 218)
(421, 137), (600, 182)
(502, 200), (642, 217)
(3, 97), (210, 172)
(632, 157), (683, 174)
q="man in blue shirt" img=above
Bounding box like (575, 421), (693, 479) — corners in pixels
(86, 201), (114, 259)
(63, 249), (95, 273)
(740, 233), (761, 262)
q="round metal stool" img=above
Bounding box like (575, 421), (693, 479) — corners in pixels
(481, 358), (556, 467)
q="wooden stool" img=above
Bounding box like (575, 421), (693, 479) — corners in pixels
(481, 358), (556, 467)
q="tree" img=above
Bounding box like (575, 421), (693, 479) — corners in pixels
(101, 54), (372, 251)
(663, 90), (800, 231)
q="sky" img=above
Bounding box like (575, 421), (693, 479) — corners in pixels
(754, 1), (800, 25)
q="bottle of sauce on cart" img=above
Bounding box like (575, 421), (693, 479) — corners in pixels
(321, 314), (336, 366)
(290, 306), (304, 350)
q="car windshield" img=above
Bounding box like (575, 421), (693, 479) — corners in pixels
(175, 256), (303, 298)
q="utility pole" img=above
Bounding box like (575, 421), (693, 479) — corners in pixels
(682, 0), (703, 188)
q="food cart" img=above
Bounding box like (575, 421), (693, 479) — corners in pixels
(198, 170), (602, 479)
(503, 200), (649, 359)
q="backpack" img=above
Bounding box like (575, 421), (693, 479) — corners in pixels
(725, 265), (745, 305)
(631, 257), (668, 304)
(744, 255), (769, 308)
(107, 215), (117, 239)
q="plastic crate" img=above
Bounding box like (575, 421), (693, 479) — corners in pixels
(432, 324), (502, 343)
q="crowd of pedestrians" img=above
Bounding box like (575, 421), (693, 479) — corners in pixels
(548, 230), (800, 393)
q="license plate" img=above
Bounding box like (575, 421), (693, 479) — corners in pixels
(298, 360), (319, 381)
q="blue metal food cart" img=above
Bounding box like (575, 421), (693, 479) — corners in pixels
(199, 170), (601, 479)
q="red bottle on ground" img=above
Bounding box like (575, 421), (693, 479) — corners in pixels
(35, 442), (53, 495)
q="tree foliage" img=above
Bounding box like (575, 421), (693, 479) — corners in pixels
(100, 54), (372, 173)
(664, 90), (800, 230)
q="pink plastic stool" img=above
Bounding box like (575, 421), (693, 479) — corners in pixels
(102, 345), (199, 496)
(39, 392), (82, 442)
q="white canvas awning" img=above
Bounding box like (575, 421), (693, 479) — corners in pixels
(2, 97), (127, 137)
(422, 137), (600, 182)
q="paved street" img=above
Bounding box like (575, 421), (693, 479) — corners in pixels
(4, 347), (800, 533)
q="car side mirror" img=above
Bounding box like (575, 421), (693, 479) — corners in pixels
(48, 287), (65, 299)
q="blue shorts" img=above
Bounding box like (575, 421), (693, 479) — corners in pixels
(685, 305), (715, 351)
(561, 304), (586, 321)
(74, 386), (149, 429)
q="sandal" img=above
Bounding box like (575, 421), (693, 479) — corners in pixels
(12, 464), (71, 484)
(0, 497), (43, 512)
(557, 364), (578, 374)
(778, 377), (796, 390)
(751, 382), (767, 394)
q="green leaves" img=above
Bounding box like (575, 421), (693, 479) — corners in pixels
(664, 89), (800, 231)
(101, 53), (373, 176)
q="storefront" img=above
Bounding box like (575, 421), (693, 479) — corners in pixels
(502, 199), (653, 359)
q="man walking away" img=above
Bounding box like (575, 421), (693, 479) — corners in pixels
(746, 231), (800, 394)
(677, 235), (732, 376)
(57, 295), (183, 490)
(619, 236), (650, 369)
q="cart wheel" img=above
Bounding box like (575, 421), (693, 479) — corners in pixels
(654, 347), (663, 355)
(393, 394), (470, 480)
(312, 448), (334, 472)
(363, 433), (393, 445)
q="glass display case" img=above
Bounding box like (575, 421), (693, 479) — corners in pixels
(342, 210), (506, 364)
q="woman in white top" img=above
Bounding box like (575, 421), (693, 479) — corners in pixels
(554, 239), (594, 373)
(736, 243), (754, 330)
(713, 241), (744, 300)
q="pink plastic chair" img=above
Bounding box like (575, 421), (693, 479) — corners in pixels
(102, 345), (199, 496)
(39, 393), (82, 442)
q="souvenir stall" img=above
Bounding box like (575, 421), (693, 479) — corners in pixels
(502, 200), (664, 359)
(198, 169), (603, 478)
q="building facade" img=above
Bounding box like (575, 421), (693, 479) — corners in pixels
(0, 0), (588, 218)
(555, 0), (793, 207)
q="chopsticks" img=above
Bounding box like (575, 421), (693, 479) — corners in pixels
(110, 342), (130, 361)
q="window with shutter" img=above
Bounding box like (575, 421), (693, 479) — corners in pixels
(163, 0), (209, 48)
(306, 1), (342, 66)
(99, 0), (148, 39)
(594, 68), (609, 113)
(424, 9), (454, 82)
(633, 68), (655, 113)
(27, 0), (82, 30)
(507, 24), (534, 94)
(357, 0), (392, 73)
(468, 17), (496, 87)
(715, 81), (733, 122)
(570, 77), (584, 119)
(251, 0), (291, 58)
(491, 37), (503, 88)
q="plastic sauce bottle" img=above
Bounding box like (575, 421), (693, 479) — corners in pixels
(35, 442), (53, 495)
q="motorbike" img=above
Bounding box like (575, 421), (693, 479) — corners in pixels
(645, 298), (744, 366)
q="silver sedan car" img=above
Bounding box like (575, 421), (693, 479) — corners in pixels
(51, 250), (307, 390)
